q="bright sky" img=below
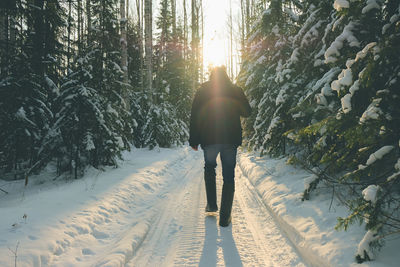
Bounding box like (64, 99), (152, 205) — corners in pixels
(130, 0), (240, 77)
(202, 0), (238, 73)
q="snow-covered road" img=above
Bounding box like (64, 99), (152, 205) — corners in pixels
(0, 148), (306, 266)
(127, 150), (305, 267)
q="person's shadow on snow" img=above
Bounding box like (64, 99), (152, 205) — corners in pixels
(199, 215), (218, 267)
(220, 225), (243, 267)
(199, 215), (243, 267)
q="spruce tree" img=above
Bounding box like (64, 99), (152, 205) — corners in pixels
(239, 0), (400, 261)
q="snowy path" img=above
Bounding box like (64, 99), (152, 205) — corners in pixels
(0, 148), (306, 266)
(126, 151), (305, 267)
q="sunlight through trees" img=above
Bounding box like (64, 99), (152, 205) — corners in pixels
(1, 0), (399, 263)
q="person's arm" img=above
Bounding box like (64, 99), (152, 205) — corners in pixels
(189, 89), (201, 150)
(235, 86), (252, 117)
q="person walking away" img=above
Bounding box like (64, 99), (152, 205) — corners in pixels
(189, 66), (251, 227)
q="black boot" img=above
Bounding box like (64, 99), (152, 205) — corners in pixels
(204, 173), (218, 212)
(219, 182), (234, 227)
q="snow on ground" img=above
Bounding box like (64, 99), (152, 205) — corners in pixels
(238, 152), (399, 267)
(0, 147), (398, 266)
(0, 148), (196, 266)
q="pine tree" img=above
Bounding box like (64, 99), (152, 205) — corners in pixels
(141, 0), (189, 148)
(52, 51), (105, 177)
(239, 0), (400, 261)
(89, 0), (132, 163)
(0, 0), (65, 179)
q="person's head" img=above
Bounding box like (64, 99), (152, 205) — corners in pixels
(209, 66), (231, 85)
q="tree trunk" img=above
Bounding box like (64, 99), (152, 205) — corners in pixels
(100, 0), (105, 91)
(32, 0), (45, 77)
(200, 0), (203, 82)
(245, 0), (250, 38)
(171, 0), (176, 37)
(120, 0), (129, 109)
(136, 0), (144, 89)
(0, 8), (6, 73)
(159, 1), (166, 66)
(144, 0), (153, 97)
(240, 0), (245, 53)
(251, 0), (254, 18)
(77, 0), (82, 52)
(67, 0), (72, 68)
(229, 0), (233, 78)
(0, 8), (5, 42)
(126, 0), (129, 20)
(86, 0), (91, 46)
(8, 0), (16, 51)
(183, 0), (187, 61)
(191, 0), (198, 90)
(120, 0), (128, 83)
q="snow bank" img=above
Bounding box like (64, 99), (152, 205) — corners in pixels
(238, 152), (399, 267)
(0, 148), (194, 267)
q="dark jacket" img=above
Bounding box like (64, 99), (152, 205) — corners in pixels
(189, 80), (251, 147)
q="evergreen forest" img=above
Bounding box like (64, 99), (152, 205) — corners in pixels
(1, 0), (399, 262)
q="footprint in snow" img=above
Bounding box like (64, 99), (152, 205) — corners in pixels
(28, 235), (38, 240)
(143, 183), (154, 192)
(92, 229), (109, 239)
(64, 231), (76, 237)
(82, 248), (95, 255)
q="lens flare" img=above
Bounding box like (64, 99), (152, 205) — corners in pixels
(204, 37), (227, 68)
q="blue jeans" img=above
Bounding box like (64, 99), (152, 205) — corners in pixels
(203, 144), (237, 183)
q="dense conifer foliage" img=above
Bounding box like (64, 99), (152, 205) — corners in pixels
(2, 0), (398, 262)
(238, 0), (400, 262)
(0, 0), (197, 179)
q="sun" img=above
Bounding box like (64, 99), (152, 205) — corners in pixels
(202, 0), (231, 71)
(203, 37), (227, 69)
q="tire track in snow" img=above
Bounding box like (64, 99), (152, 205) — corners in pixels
(127, 155), (307, 267)
(126, 157), (205, 266)
(92, 151), (202, 267)
(233, 166), (306, 267)
(41, 149), (198, 267)
(171, 170), (207, 266)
